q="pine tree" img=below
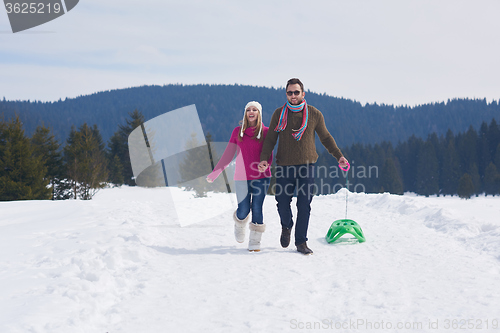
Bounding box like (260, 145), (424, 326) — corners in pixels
(178, 133), (217, 197)
(396, 135), (424, 193)
(458, 173), (474, 199)
(459, 125), (478, 174)
(64, 123), (109, 200)
(107, 130), (125, 186)
(478, 121), (490, 187)
(370, 143), (387, 191)
(379, 158), (404, 194)
(440, 130), (460, 195)
(468, 163), (481, 195)
(483, 162), (499, 195)
(31, 125), (63, 199)
(415, 141), (439, 196)
(0, 116), (51, 201)
(108, 154), (124, 186)
(64, 126), (80, 199)
(79, 124), (109, 199)
(495, 143), (500, 169)
(108, 109), (145, 186)
(487, 119), (500, 160)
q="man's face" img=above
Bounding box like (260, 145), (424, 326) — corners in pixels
(286, 83), (305, 105)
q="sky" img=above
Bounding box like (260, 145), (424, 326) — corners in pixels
(1, 0), (500, 106)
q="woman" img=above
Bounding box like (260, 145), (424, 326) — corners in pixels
(207, 101), (272, 252)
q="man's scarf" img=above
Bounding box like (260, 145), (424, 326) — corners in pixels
(274, 99), (308, 141)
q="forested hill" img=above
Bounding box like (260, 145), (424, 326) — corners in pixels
(1, 84), (499, 146)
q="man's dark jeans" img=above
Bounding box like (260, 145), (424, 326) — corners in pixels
(274, 164), (316, 245)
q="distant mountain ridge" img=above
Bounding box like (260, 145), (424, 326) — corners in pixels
(1, 84), (499, 147)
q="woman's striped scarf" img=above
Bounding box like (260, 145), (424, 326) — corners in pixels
(274, 99), (308, 141)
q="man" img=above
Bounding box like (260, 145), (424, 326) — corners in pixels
(258, 78), (348, 255)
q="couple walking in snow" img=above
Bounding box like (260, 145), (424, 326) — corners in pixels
(207, 78), (349, 254)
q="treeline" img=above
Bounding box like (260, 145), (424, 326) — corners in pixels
(2, 84), (500, 147)
(2, 109), (500, 201)
(317, 119), (500, 198)
(0, 111), (144, 201)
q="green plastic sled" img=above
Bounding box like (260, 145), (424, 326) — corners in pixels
(326, 219), (366, 243)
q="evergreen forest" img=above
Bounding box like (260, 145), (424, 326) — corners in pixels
(2, 84), (500, 146)
(1, 84), (500, 200)
(315, 119), (500, 198)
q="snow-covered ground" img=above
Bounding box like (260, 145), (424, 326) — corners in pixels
(1, 187), (500, 333)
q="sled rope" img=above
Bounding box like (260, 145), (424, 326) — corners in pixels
(339, 162), (351, 219)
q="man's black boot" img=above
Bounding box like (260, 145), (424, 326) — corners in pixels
(280, 227), (291, 248)
(296, 242), (313, 255)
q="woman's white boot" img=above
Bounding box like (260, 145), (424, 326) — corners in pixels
(248, 223), (266, 252)
(233, 211), (249, 243)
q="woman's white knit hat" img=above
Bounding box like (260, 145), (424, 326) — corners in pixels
(240, 101), (263, 139)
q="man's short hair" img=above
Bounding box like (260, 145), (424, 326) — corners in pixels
(286, 78), (304, 92)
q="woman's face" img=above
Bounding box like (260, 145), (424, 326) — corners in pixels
(246, 106), (259, 126)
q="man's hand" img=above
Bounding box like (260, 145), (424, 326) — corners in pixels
(206, 176), (214, 183)
(258, 161), (269, 173)
(338, 157), (349, 169)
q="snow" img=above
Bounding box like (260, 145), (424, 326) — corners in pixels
(1, 187), (500, 332)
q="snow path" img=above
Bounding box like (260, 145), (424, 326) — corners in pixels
(1, 187), (499, 332)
